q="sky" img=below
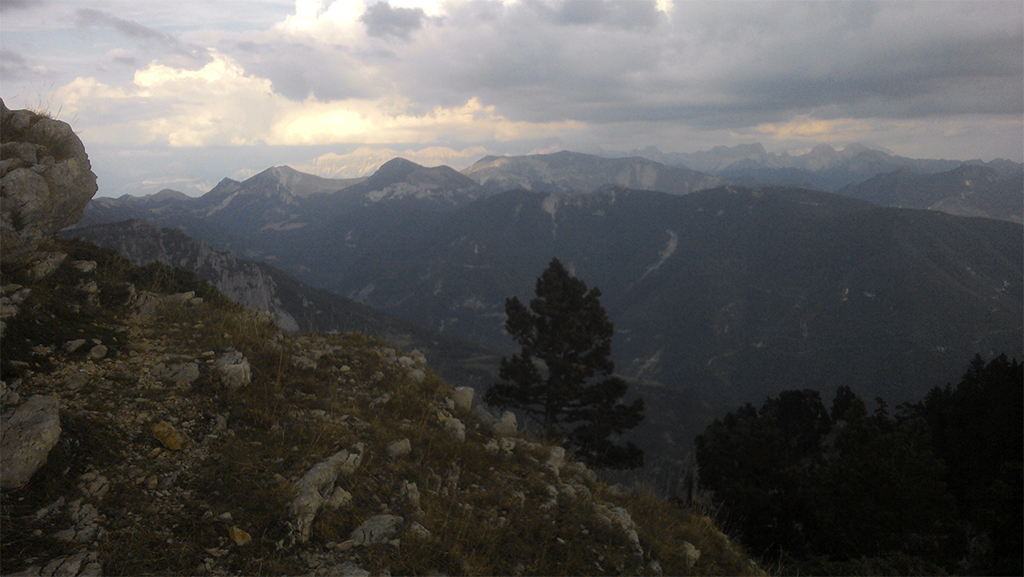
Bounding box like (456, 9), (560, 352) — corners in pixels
(2, 0), (1022, 197)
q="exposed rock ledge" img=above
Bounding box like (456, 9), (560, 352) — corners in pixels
(1, 99), (97, 267)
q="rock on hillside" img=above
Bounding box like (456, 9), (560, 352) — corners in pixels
(0, 237), (761, 576)
(0, 99), (98, 266)
(63, 219), (500, 389)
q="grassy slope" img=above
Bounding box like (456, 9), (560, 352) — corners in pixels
(0, 238), (760, 576)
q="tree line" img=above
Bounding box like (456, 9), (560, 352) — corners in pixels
(695, 354), (1022, 575)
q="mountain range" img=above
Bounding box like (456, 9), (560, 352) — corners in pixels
(624, 142), (1022, 193)
(462, 150), (725, 194)
(837, 164), (1023, 223)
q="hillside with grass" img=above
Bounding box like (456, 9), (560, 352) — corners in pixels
(0, 236), (761, 576)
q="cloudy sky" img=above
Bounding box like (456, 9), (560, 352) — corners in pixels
(2, 0), (1022, 197)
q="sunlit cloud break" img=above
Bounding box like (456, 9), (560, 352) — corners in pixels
(56, 52), (584, 148)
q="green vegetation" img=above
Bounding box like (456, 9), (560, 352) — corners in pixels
(695, 357), (1023, 575)
(485, 257), (645, 470)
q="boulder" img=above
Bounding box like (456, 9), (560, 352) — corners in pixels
(437, 410), (466, 442)
(290, 444), (364, 543)
(1, 99), (98, 266)
(1, 395), (62, 490)
(387, 438), (411, 458)
(150, 421), (190, 451)
(683, 541), (701, 568)
(493, 411), (517, 436)
(214, 351), (251, 391)
(453, 387), (474, 412)
(545, 446), (565, 473)
(350, 514), (403, 545)
(151, 362), (200, 387)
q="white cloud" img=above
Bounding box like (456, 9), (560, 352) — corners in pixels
(55, 52), (584, 148)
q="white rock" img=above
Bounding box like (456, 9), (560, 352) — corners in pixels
(152, 362), (200, 387)
(27, 252), (67, 281)
(410, 350), (427, 367)
(78, 280), (98, 294)
(493, 411), (517, 436)
(291, 355), (316, 370)
(408, 521), (431, 540)
(1, 395), (61, 490)
(387, 438), (411, 458)
(64, 373), (88, 390)
(401, 481), (421, 509)
(546, 446), (565, 473)
(453, 387), (474, 412)
(437, 411), (466, 442)
(683, 541), (701, 568)
(40, 548), (91, 577)
(350, 514), (403, 545)
(499, 437), (516, 455)
(63, 339), (87, 353)
(79, 471), (109, 499)
(72, 260), (97, 273)
(326, 487), (352, 509)
(214, 352), (250, 392)
(290, 444), (364, 543)
(407, 369), (426, 383)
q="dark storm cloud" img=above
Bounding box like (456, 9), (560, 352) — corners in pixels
(229, 40), (376, 102)
(0, 49), (57, 82)
(360, 2), (426, 40)
(712, 29), (1024, 124)
(0, 0), (44, 13)
(111, 53), (138, 67)
(535, 0), (662, 29)
(74, 8), (208, 63)
(370, 0), (1022, 135)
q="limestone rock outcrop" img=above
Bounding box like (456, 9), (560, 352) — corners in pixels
(290, 444), (364, 543)
(1, 394), (62, 490)
(1, 99), (98, 266)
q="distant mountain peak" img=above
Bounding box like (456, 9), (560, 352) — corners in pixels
(462, 150), (723, 195)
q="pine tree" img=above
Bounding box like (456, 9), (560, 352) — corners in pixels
(484, 258), (645, 469)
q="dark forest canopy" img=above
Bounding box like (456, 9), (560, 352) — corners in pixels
(695, 354), (1023, 576)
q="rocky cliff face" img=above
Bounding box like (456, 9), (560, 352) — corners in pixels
(67, 219), (301, 331)
(1, 99), (98, 267)
(63, 219), (501, 389)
